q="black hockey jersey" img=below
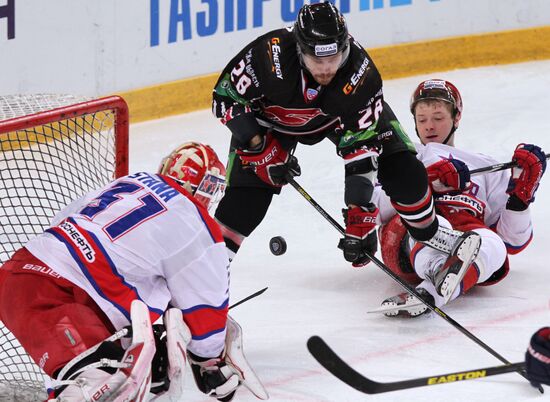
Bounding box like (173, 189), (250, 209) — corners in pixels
(212, 26), (414, 155)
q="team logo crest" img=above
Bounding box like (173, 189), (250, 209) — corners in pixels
(306, 88), (319, 102)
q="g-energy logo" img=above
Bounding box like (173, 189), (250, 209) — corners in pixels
(269, 38), (284, 80)
(343, 57), (370, 95)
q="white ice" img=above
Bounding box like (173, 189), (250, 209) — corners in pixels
(131, 60), (550, 402)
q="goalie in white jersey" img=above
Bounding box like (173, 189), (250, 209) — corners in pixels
(373, 79), (547, 317)
(0, 142), (268, 401)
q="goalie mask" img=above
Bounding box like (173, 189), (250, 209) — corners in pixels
(158, 142), (226, 213)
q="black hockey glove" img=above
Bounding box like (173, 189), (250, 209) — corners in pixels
(188, 351), (240, 401)
(338, 204), (379, 268)
(526, 327), (550, 387)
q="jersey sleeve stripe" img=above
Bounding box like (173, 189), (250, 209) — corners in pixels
(182, 298), (229, 340)
(46, 218), (163, 323)
(504, 231), (533, 255)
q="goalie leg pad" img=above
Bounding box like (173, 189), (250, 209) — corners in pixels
(51, 300), (156, 402)
(149, 307), (192, 401)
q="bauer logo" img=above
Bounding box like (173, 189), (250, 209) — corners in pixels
(0, 0), (15, 40)
(314, 43), (338, 57)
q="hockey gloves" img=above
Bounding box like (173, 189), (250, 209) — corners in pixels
(426, 158), (471, 195)
(339, 204), (379, 268)
(506, 143), (547, 208)
(238, 133), (301, 187)
(526, 327), (550, 388)
(188, 351), (240, 401)
(188, 315), (268, 401)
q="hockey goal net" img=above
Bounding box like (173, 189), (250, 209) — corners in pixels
(0, 94), (129, 400)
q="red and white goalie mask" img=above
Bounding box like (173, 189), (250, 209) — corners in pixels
(158, 142), (226, 213)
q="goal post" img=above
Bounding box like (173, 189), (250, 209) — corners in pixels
(0, 94), (129, 400)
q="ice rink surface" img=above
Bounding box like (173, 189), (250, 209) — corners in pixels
(131, 60), (550, 402)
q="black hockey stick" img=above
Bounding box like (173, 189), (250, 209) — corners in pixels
(285, 175), (541, 392)
(307, 335), (525, 394)
(229, 287), (268, 310)
(470, 153), (550, 176)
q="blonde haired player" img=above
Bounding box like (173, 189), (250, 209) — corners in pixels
(373, 79), (547, 317)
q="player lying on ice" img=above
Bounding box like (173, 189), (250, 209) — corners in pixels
(0, 142), (268, 401)
(370, 79), (547, 317)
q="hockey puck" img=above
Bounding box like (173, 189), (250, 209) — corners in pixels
(269, 236), (287, 256)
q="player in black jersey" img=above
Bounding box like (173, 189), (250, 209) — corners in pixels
(212, 2), (443, 267)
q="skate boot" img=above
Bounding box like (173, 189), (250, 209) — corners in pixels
(423, 225), (465, 254)
(433, 231), (481, 303)
(373, 287), (435, 318)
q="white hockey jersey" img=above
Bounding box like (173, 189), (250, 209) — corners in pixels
(373, 142), (533, 252)
(25, 172), (230, 358)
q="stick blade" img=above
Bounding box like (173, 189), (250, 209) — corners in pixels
(307, 336), (382, 394)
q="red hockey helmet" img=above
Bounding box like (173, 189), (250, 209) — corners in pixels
(410, 79), (463, 117)
(158, 142), (226, 212)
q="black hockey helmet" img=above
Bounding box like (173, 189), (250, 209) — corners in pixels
(294, 2), (349, 58)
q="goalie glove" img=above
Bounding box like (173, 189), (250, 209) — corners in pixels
(188, 352), (240, 402)
(237, 132), (301, 187)
(188, 316), (268, 401)
(426, 158), (471, 195)
(506, 143), (547, 208)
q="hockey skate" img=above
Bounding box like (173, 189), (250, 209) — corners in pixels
(422, 225), (467, 254)
(432, 231), (481, 304)
(369, 287), (434, 318)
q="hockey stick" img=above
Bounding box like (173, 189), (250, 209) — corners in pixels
(285, 175), (541, 392)
(229, 287), (268, 310)
(307, 335), (525, 394)
(470, 153), (550, 176)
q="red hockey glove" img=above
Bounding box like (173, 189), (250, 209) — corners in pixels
(237, 133), (301, 187)
(338, 205), (379, 267)
(427, 158), (471, 194)
(526, 327), (550, 388)
(506, 143), (547, 206)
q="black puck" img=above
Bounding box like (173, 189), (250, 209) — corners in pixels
(269, 236), (287, 256)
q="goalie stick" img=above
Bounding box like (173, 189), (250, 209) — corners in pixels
(285, 175), (542, 392)
(307, 335), (526, 394)
(229, 287), (268, 310)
